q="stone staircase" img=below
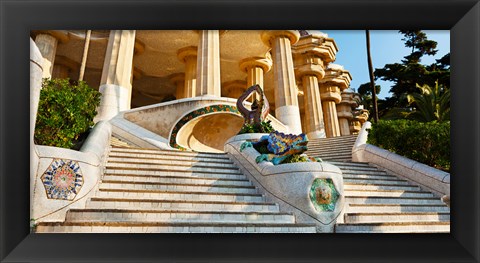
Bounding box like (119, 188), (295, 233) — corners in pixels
(36, 141), (316, 233)
(307, 135), (450, 233)
(306, 135), (357, 162)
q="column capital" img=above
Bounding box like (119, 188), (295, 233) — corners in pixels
(292, 33), (338, 63)
(261, 30), (300, 47)
(319, 64), (352, 91)
(319, 85), (341, 103)
(177, 46), (198, 62)
(339, 91), (359, 107)
(239, 56), (272, 73)
(295, 63), (325, 80)
(354, 109), (370, 123)
(32, 30), (70, 43)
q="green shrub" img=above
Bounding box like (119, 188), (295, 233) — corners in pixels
(282, 154), (309, 164)
(368, 119), (450, 171)
(34, 78), (101, 149)
(238, 120), (275, 134)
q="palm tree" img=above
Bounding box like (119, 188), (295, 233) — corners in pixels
(366, 30), (379, 123)
(406, 81), (450, 122)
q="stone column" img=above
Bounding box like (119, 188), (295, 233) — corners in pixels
(300, 72), (326, 139)
(350, 107), (369, 135)
(292, 33), (337, 139)
(222, 80), (247, 99)
(261, 30), (302, 134)
(170, 73), (185, 100)
(34, 31), (69, 79)
(196, 30), (221, 97)
(177, 46), (197, 98)
(319, 64), (352, 137)
(239, 55), (272, 91)
(336, 92), (357, 136)
(96, 30), (136, 121)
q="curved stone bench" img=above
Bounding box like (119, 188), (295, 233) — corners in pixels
(225, 134), (345, 232)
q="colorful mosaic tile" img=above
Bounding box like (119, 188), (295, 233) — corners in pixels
(41, 159), (83, 200)
(309, 178), (339, 212)
(169, 104), (241, 150)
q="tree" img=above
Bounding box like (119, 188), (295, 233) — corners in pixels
(400, 30), (438, 63)
(365, 30), (379, 123)
(406, 81), (450, 122)
(374, 30), (449, 112)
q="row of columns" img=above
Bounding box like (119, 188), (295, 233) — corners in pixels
(34, 30), (364, 137)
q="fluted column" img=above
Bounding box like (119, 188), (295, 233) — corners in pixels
(34, 31), (68, 79)
(336, 92), (357, 136)
(196, 30), (221, 97)
(177, 46), (197, 98)
(293, 33), (337, 139)
(295, 57), (326, 139)
(319, 64), (352, 137)
(170, 73), (185, 100)
(239, 56), (272, 100)
(96, 30), (136, 121)
(261, 30), (302, 134)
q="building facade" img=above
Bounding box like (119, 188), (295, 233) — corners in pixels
(31, 30), (367, 152)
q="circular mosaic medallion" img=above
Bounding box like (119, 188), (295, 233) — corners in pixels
(309, 178), (339, 212)
(41, 159), (83, 200)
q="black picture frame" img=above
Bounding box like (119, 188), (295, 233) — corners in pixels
(1, 0), (479, 262)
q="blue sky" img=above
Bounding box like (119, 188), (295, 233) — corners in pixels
(322, 30), (450, 99)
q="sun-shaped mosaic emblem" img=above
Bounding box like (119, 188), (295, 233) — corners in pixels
(41, 159), (83, 200)
(309, 178), (339, 212)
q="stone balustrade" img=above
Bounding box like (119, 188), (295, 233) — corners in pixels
(224, 133), (345, 232)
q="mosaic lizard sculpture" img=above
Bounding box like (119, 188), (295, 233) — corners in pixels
(240, 131), (321, 165)
(236, 84), (270, 132)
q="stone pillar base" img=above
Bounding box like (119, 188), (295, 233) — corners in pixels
(275, 105), (302, 134)
(96, 84), (131, 121)
(306, 130), (326, 139)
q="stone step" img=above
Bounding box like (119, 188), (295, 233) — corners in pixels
(344, 184), (421, 191)
(87, 198), (280, 212)
(104, 169), (246, 180)
(310, 136), (357, 143)
(346, 196), (444, 205)
(95, 189), (265, 203)
(328, 161), (372, 168)
(99, 181), (258, 195)
(344, 189), (434, 198)
(346, 204), (450, 213)
(335, 221), (450, 233)
(106, 163), (240, 174)
(334, 166), (383, 172)
(343, 174), (400, 181)
(343, 178), (412, 186)
(110, 146), (229, 159)
(107, 158), (238, 170)
(306, 149), (352, 155)
(36, 222), (317, 233)
(108, 152), (233, 164)
(308, 154), (352, 160)
(306, 149), (352, 154)
(322, 158), (352, 162)
(110, 137), (134, 148)
(341, 170), (389, 176)
(102, 174), (252, 187)
(65, 209), (294, 224)
(344, 212), (450, 223)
